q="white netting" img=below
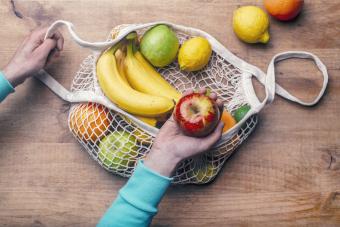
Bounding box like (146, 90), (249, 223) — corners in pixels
(67, 24), (258, 184)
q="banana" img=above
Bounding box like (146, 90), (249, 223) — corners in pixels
(96, 44), (174, 117)
(116, 50), (130, 85)
(135, 115), (158, 127)
(124, 41), (182, 102)
(116, 52), (159, 125)
(134, 51), (182, 101)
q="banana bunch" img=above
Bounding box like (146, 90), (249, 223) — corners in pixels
(96, 34), (181, 125)
(124, 41), (181, 102)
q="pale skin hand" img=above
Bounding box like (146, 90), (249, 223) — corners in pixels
(144, 88), (225, 177)
(2, 27), (64, 87)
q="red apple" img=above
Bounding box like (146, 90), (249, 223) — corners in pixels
(174, 93), (221, 137)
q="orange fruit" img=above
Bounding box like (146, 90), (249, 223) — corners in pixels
(220, 110), (237, 133)
(264, 0), (304, 21)
(69, 103), (113, 142)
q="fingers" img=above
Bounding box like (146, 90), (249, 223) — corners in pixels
(199, 121), (224, 150)
(216, 99), (223, 106)
(209, 92), (217, 100)
(51, 30), (64, 51)
(27, 27), (64, 52)
(46, 48), (60, 67)
(38, 28), (63, 51)
(198, 87), (206, 94)
(26, 27), (49, 51)
(182, 87), (224, 111)
(183, 88), (215, 98)
(34, 38), (58, 63)
(182, 89), (194, 96)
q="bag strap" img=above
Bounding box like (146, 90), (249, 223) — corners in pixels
(36, 21), (161, 136)
(44, 20), (171, 52)
(38, 20), (329, 140)
(44, 20), (120, 52)
(257, 51), (328, 107)
(44, 20), (328, 109)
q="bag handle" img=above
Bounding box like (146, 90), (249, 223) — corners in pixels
(268, 51), (328, 106)
(248, 51), (328, 113)
(44, 20), (121, 52)
(36, 21), (161, 136)
(44, 20), (171, 52)
(37, 20), (329, 142)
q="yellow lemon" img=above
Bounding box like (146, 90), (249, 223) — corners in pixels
(233, 6), (270, 44)
(189, 162), (218, 183)
(178, 37), (212, 72)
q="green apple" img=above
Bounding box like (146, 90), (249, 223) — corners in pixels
(140, 24), (179, 67)
(98, 131), (138, 171)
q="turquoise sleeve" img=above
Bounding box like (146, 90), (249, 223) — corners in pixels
(0, 71), (14, 102)
(97, 160), (172, 227)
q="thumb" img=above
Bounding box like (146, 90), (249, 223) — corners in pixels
(199, 121), (224, 151)
(34, 38), (57, 61)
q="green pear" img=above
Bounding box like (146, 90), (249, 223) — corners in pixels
(98, 131), (138, 171)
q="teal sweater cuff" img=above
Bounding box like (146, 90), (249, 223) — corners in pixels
(119, 160), (172, 213)
(0, 71), (14, 102)
(97, 160), (172, 227)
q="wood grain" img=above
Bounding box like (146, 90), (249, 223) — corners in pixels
(0, 0), (339, 226)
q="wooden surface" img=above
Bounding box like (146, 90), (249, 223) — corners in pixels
(0, 0), (339, 226)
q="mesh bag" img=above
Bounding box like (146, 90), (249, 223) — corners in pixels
(36, 20), (328, 184)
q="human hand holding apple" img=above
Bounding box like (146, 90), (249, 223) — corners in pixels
(174, 89), (222, 137)
(144, 88), (224, 177)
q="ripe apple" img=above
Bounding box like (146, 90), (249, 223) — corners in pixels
(174, 93), (221, 137)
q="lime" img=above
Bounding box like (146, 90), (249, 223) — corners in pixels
(234, 105), (251, 122)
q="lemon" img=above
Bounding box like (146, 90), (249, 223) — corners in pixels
(178, 37), (212, 72)
(189, 162), (218, 183)
(233, 6), (270, 44)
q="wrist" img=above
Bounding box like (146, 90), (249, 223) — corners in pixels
(2, 64), (26, 87)
(144, 147), (181, 177)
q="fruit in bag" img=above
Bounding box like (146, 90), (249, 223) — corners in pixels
(140, 25), (179, 67)
(98, 131), (138, 170)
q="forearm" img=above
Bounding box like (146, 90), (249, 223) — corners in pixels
(97, 160), (172, 227)
(0, 71), (15, 102)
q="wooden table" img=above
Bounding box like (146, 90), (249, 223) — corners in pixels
(0, 0), (339, 226)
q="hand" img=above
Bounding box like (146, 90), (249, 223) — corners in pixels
(2, 27), (64, 87)
(144, 88), (224, 177)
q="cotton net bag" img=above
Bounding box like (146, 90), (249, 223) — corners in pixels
(35, 20), (328, 184)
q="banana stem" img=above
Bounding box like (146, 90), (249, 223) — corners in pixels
(127, 40), (135, 57)
(107, 42), (123, 55)
(126, 32), (138, 56)
(126, 32), (137, 40)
